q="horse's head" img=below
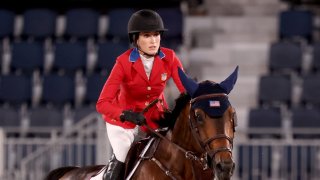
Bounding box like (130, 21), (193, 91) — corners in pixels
(178, 67), (238, 180)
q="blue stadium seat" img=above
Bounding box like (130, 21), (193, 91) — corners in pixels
(248, 107), (283, 139)
(29, 107), (63, 127)
(0, 44), (2, 71)
(291, 107), (320, 139)
(0, 9), (15, 39)
(22, 8), (57, 40)
(52, 41), (87, 74)
(83, 73), (107, 105)
(269, 42), (303, 74)
(0, 74), (32, 106)
(279, 9), (314, 43)
(73, 106), (96, 124)
(65, 8), (99, 40)
(95, 41), (128, 74)
(41, 74), (75, 107)
(157, 7), (183, 50)
(10, 41), (44, 74)
(107, 8), (135, 41)
(300, 74), (320, 107)
(311, 42), (320, 73)
(258, 74), (292, 107)
(0, 106), (20, 127)
(28, 106), (64, 137)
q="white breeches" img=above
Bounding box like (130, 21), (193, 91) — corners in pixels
(106, 123), (138, 162)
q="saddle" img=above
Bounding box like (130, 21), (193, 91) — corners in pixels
(124, 128), (167, 179)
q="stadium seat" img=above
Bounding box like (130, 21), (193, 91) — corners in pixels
(65, 8), (100, 40)
(247, 107), (283, 139)
(0, 9), (15, 39)
(310, 42), (320, 73)
(95, 41), (128, 74)
(41, 74), (75, 107)
(83, 73), (107, 105)
(10, 41), (44, 74)
(300, 74), (320, 106)
(0, 74), (32, 106)
(0, 106), (20, 127)
(73, 106), (96, 124)
(279, 9), (314, 43)
(268, 41), (303, 74)
(28, 106), (64, 137)
(29, 106), (63, 127)
(157, 7), (183, 50)
(107, 8), (135, 41)
(291, 107), (320, 139)
(258, 74), (292, 107)
(22, 8), (57, 40)
(72, 72), (106, 123)
(0, 43), (2, 71)
(52, 41), (87, 74)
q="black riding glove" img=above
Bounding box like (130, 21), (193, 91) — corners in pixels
(120, 110), (146, 125)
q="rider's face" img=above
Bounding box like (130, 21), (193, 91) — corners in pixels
(137, 31), (161, 57)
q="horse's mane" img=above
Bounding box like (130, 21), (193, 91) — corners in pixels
(156, 93), (191, 130)
(44, 166), (80, 180)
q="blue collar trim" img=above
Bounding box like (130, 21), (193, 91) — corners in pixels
(129, 47), (165, 62)
(129, 48), (140, 62)
(159, 50), (165, 59)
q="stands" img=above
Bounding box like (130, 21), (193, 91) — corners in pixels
(0, 8), (185, 179)
(2, 1), (320, 179)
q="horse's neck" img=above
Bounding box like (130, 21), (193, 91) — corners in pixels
(171, 115), (200, 152)
(151, 122), (201, 179)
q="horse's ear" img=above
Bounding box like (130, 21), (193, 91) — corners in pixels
(219, 66), (239, 94)
(178, 67), (199, 96)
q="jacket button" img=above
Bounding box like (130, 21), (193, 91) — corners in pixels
(145, 102), (149, 106)
(147, 86), (151, 90)
(146, 95), (150, 98)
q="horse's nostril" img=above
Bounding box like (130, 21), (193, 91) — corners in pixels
(216, 163), (223, 171)
(216, 161), (234, 172)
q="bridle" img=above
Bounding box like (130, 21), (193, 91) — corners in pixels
(189, 93), (236, 166)
(143, 93), (236, 174)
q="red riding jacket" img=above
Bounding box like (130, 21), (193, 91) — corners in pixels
(96, 47), (185, 130)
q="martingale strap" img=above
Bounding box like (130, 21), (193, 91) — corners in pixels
(150, 157), (177, 180)
(125, 137), (157, 180)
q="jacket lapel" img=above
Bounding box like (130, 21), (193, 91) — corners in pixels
(150, 56), (165, 82)
(132, 58), (149, 82)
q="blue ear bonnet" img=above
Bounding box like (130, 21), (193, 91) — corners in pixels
(178, 66), (238, 117)
(192, 81), (230, 117)
(193, 80), (227, 97)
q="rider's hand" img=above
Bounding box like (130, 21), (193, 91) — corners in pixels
(120, 110), (146, 125)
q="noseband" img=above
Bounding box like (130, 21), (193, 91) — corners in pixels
(189, 93), (234, 164)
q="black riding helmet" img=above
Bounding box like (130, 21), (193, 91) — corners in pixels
(128, 9), (167, 44)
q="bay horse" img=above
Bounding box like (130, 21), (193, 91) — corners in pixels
(45, 66), (239, 180)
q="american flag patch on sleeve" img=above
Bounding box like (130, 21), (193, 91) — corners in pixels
(209, 100), (220, 107)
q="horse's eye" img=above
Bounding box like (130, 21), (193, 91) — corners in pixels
(195, 113), (203, 122)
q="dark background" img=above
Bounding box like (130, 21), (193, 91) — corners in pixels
(1, 0), (183, 13)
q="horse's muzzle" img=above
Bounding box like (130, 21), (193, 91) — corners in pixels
(214, 160), (235, 180)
